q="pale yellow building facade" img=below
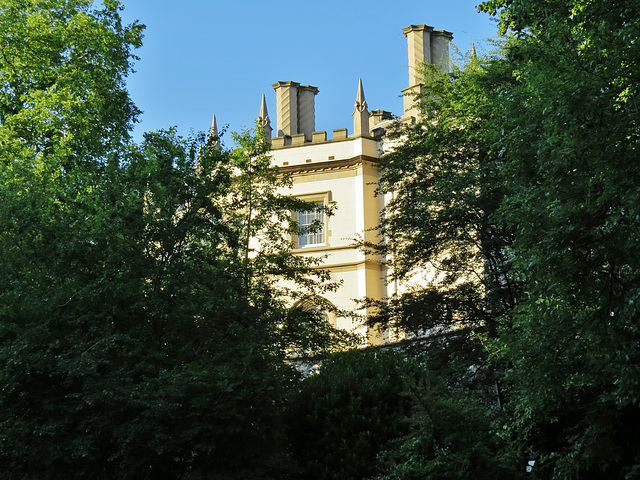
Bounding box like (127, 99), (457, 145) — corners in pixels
(257, 24), (453, 343)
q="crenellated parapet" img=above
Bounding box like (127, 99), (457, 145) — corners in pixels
(270, 127), (361, 149)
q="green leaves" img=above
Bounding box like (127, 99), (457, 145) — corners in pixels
(469, 0), (640, 476)
(372, 54), (517, 336)
(0, 0), (142, 160)
(288, 348), (518, 480)
(0, 2), (355, 477)
(374, 1), (640, 476)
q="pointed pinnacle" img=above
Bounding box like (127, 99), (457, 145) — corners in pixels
(208, 114), (221, 148)
(356, 78), (366, 105)
(471, 44), (477, 58)
(210, 114), (219, 138)
(259, 94), (269, 120)
(354, 78), (368, 114)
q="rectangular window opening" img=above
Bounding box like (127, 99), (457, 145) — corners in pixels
(297, 203), (325, 248)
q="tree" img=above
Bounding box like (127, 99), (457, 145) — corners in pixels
(369, 2), (640, 474)
(363, 38), (522, 479)
(0, 124), (355, 478)
(368, 54), (518, 339)
(287, 347), (519, 480)
(476, 0), (640, 477)
(0, 0), (142, 160)
(0, 2), (356, 477)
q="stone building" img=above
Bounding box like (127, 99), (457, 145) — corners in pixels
(251, 25), (452, 343)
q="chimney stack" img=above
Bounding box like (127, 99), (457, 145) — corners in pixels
(404, 24), (434, 88)
(402, 24), (453, 120)
(297, 85), (319, 141)
(272, 81), (299, 137)
(431, 30), (452, 73)
(272, 81), (319, 143)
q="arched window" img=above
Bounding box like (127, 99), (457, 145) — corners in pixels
(292, 296), (337, 326)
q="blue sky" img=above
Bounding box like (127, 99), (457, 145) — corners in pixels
(119, 0), (499, 145)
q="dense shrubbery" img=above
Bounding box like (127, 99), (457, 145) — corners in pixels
(287, 347), (519, 480)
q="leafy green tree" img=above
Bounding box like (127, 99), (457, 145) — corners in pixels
(0, 0), (142, 160)
(0, 125), (354, 479)
(0, 1), (356, 478)
(369, 54), (517, 339)
(373, 368), (518, 480)
(476, 0), (640, 477)
(287, 347), (519, 480)
(0, 128), (275, 478)
(370, 1), (640, 474)
(359, 39), (525, 479)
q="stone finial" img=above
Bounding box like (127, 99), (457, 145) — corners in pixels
(209, 114), (220, 149)
(352, 78), (370, 138)
(257, 94), (272, 142)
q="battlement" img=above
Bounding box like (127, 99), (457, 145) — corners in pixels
(269, 134), (380, 170)
(270, 108), (394, 149)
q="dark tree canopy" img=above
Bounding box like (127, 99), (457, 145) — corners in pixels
(0, 2), (356, 478)
(287, 347), (519, 480)
(476, 0), (640, 476)
(370, 0), (640, 477)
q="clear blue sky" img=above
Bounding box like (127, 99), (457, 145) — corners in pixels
(119, 0), (499, 145)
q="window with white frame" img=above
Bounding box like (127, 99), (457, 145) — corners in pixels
(297, 203), (325, 248)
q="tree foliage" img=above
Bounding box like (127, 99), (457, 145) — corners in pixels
(0, 126), (305, 478)
(375, 0), (640, 477)
(475, 0), (640, 476)
(0, 0), (142, 159)
(0, 2), (356, 478)
(369, 55), (517, 339)
(287, 347), (519, 480)
(287, 348), (414, 480)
